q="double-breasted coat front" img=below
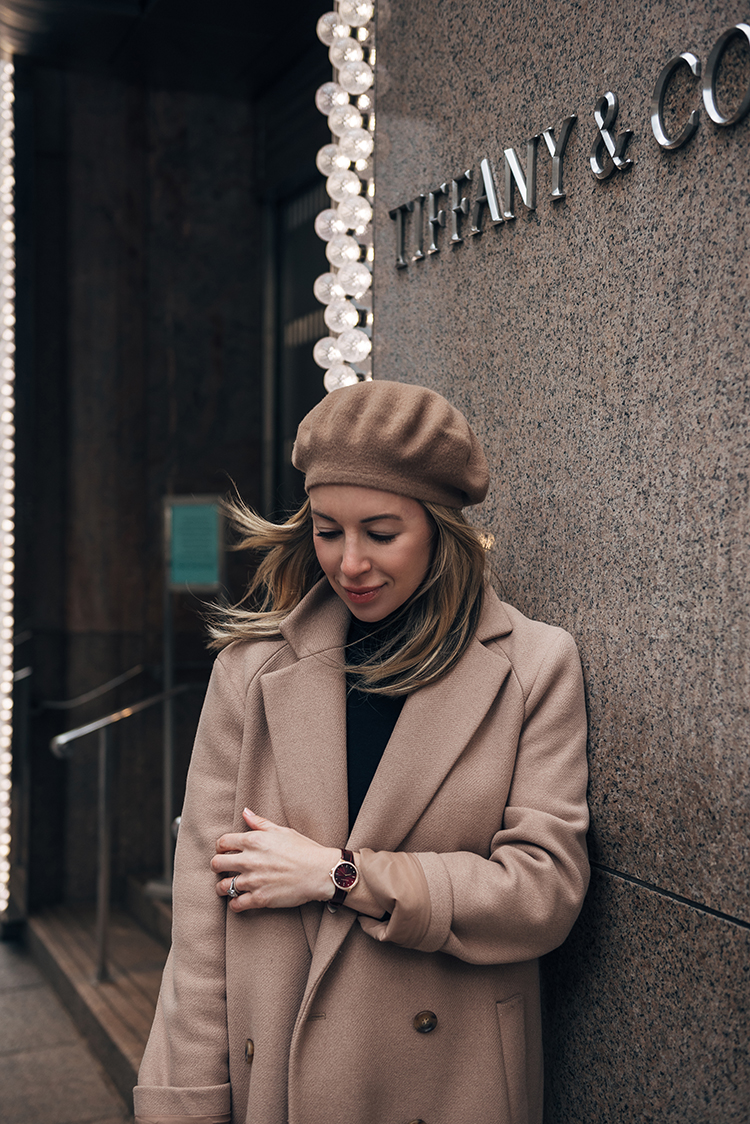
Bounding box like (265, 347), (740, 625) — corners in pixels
(134, 580), (589, 1124)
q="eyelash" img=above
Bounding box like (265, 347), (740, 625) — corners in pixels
(314, 530), (397, 544)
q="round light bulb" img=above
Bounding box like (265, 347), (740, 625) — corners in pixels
(315, 81), (350, 116)
(337, 328), (371, 363)
(338, 60), (373, 96)
(356, 91), (374, 114)
(327, 103), (362, 136)
(316, 11), (351, 46)
(324, 364), (360, 392)
(338, 126), (374, 161)
(329, 37), (364, 69)
(338, 0), (374, 27)
(313, 272), (346, 304)
(314, 208), (348, 242)
(313, 336), (344, 369)
(324, 298), (359, 332)
(337, 196), (372, 230)
(316, 143), (350, 176)
(337, 261), (372, 298)
(325, 233), (361, 268)
(325, 168), (362, 202)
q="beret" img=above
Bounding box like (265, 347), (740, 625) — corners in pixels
(291, 380), (489, 508)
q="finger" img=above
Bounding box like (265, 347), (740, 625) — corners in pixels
(215, 833), (247, 854)
(211, 852), (243, 874)
(242, 808), (276, 831)
(216, 875), (239, 898)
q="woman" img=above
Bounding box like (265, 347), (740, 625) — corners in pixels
(134, 380), (589, 1124)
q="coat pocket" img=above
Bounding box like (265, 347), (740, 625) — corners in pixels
(496, 994), (529, 1124)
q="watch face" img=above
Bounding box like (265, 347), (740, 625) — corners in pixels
(333, 861), (358, 889)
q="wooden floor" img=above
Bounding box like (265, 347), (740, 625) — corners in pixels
(27, 904), (168, 1108)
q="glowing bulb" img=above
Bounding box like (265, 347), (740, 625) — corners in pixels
(329, 37), (364, 69)
(337, 261), (372, 298)
(324, 364), (360, 392)
(326, 169), (362, 202)
(337, 196), (372, 230)
(313, 336), (344, 369)
(327, 103), (362, 136)
(338, 127), (374, 161)
(315, 81), (350, 116)
(314, 208), (348, 241)
(337, 328), (371, 363)
(313, 272), (346, 304)
(316, 11), (351, 46)
(324, 298), (359, 333)
(338, 0), (374, 27)
(356, 91), (374, 113)
(325, 233), (361, 268)
(338, 60), (373, 96)
(316, 144), (350, 176)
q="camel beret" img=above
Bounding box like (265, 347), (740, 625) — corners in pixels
(291, 380), (489, 508)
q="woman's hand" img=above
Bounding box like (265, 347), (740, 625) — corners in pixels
(211, 808), (340, 911)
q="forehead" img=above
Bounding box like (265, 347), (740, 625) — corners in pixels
(309, 484), (426, 522)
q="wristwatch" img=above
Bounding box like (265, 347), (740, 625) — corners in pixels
(329, 848), (359, 905)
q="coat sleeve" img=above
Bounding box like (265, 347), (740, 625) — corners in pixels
(133, 653), (246, 1122)
(357, 629), (590, 965)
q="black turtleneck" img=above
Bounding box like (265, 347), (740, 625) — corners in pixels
(345, 614), (407, 832)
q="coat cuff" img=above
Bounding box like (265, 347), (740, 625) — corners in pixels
(355, 850), (431, 947)
(410, 852), (454, 952)
(133, 1084), (231, 1120)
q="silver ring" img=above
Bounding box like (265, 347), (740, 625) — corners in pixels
(227, 875), (240, 899)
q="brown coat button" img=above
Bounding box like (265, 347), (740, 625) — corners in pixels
(412, 1010), (438, 1033)
(244, 1039), (254, 1063)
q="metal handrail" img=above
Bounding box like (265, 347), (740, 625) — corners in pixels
(50, 684), (190, 756)
(42, 663), (146, 711)
(49, 683), (200, 983)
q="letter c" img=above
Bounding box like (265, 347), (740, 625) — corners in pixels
(650, 52), (701, 150)
(703, 23), (750, 126)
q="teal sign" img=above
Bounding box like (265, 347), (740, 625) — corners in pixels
(167, 500), (221, 589)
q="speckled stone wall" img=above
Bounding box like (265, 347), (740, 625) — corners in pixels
(374, 1), (749, 1119)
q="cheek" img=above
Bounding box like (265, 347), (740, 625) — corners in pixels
(313, 537), (336, 574)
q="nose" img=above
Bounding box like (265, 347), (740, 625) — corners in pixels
(340, 535), (371, 579)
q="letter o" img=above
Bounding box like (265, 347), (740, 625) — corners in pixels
(650, 52), (701, 149)
(703, 23), (750, 126)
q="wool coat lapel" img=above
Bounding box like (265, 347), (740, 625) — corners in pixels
(349, 632), (512, 852)
(260, 583), (352, 849)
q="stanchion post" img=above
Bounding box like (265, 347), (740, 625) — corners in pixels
(95, 726), (112, 984)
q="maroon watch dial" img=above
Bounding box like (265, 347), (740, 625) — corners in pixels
(333, 861), (358, 889)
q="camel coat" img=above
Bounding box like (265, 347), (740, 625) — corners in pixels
(134, 580), (589, 1124)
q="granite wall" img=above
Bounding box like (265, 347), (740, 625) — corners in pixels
(374, 1), (749, 1119)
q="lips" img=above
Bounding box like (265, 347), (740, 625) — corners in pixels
(341, 585), (384, 604)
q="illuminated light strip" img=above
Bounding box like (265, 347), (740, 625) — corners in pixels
(312, 2), (376, 393)
(0, 58), (13, 916)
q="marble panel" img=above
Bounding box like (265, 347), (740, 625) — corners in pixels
(374, 0), (750, 919)
(541, 868), (749, 1122)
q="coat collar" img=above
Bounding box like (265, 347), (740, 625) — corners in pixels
(262, 580), (513, 851)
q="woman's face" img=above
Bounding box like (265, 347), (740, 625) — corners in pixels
(310, 484), (434, 622)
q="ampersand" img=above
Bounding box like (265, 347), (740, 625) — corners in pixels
(590, 91), (633, 180)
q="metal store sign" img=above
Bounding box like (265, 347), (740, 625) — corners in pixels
(389, 23), (750, 267)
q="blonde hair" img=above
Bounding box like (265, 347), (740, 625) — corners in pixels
(208, 495), (488, 696)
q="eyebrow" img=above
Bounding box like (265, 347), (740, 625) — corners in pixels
(311, 509), (404, 525)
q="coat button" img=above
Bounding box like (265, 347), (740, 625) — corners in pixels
(412, 1010), (438, 1034)
(245, 1039), (254, 1063)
